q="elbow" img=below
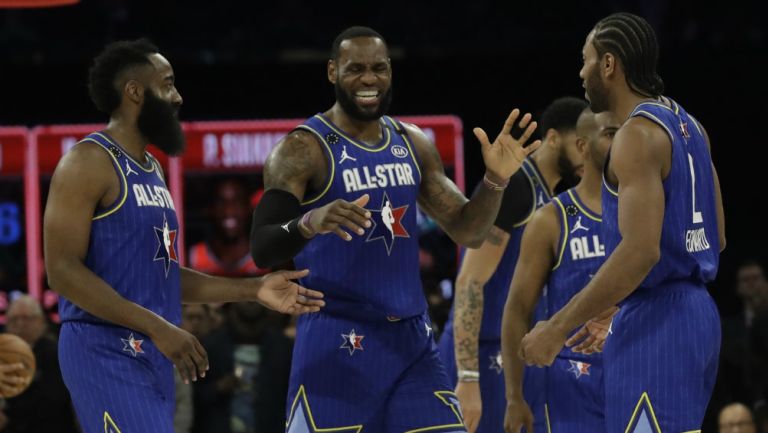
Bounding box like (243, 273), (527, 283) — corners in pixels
(45, 262), (68, 295)
(457, 231), (485, 249)
(719, 235), (726, 252)
(635, 243), (661, 270)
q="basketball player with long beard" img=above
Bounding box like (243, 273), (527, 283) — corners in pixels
(44, 39), (325, 433)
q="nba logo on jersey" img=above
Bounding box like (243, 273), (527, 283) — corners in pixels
(153, 213), (178, 277)
(366, 191), (410, 255)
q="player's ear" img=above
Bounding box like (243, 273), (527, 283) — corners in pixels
(575, 136), (588, 156)
(546, 128), (560, 150)
(602, 52), (617, 79)
(328, 60), (337, 84)
(124, 79), (144, 105)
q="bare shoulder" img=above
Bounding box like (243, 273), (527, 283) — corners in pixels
(612, 117), (671, 172)
(51, 140), (115, 193)
(263, 129), (325, 198)
(520, 202), (560, 256)
(526, 202), (560, 238)
(400, 121), (441, 168)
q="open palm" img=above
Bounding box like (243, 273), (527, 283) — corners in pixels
(474, 108), (542, 180)
(256, 269), (325, 315)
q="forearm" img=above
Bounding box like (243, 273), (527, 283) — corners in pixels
(250, 218), (309, 268)
(501, 300), (532, 401)
(48, 262), (168, 336)
(453, 276), (485, 372)
(249, 189), (311, 268)
(181, 267), (255, 303)
(550, 240), (658, 333)
(452, 181), (505, 247)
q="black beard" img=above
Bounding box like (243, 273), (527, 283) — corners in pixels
(558, 149), (580, 189)
(586, 66), (610, 114)
(137, 89), (185, 156)
(335, 82), (393, 122)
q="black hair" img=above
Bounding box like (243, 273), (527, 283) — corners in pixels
(330, 26), (386, 60)
(592, 13), (665, 97)
(540, 97), (589, 136)
(87, 38), (159, 114)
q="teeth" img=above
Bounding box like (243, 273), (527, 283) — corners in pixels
(356, 90), (379, 97)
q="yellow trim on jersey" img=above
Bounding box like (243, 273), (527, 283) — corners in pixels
(567, 190), (601, 222)
(385, 116), (423, 181)
(545, 403), (553, 433)
(404, 391), (466, 433)
(314, 115), (391, 152)
(624, 392), (662, 433)
(603, 174), (619, 197)
(669, 98), (681, 115)
(511, 163), (540, 228)
(524, 159), (552, 200)
(104, 411), (122, 433)
(688, 114), (704, 137)
(552, 197), (569, 271)
(296, 125), (336, 206)
(93, 132), (156, 173)
(633, 110), (675, 144)
(286, 385), (363, 433)
(83, 138), (129, 221)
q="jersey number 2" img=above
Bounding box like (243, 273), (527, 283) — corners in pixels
(687, 153), (703, 224)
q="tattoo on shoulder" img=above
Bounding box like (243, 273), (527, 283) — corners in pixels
(264, 132), (316, 190)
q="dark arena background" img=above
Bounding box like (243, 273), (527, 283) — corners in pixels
(0, 1), (766, 432)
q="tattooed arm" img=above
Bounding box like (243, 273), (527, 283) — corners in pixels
(262, 130), (326, 200)
(405, 109), (540, 248)
(452, 226), (511, 432)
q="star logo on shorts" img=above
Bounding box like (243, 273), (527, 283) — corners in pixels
(366, 191), (409, 255)
(567, 360), (591, 378)
(340, 329), (365, 355)
(489, 350), (503, 374)
(121, 333), (145, 357)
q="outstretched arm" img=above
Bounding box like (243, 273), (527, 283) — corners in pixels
(411, 109), (541, 248)
(520, 118), (668, 366)
(180, 267), (324, 315)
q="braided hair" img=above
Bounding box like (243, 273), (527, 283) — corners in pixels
(592, 13), (665, 97)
